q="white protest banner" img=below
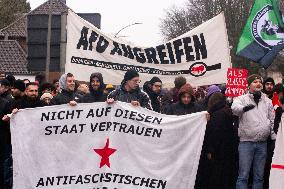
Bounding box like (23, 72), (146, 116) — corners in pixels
(11, 102), (207, 189)
(65, 10), (231, 87)
(269, 115), (284, 189)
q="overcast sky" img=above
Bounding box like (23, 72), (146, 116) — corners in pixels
(27, 0), (186, 46)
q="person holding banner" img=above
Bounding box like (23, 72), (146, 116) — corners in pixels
(2, 82), (46, 189)
(107, 70), (152, 110)
(9, 82), (46, 111)
(81, 72), (107, 103)
(164, 83), (209, 189)
(232, 74), (276, 189)
(164, 83), (202, 115)
(50, 73), (81, 106)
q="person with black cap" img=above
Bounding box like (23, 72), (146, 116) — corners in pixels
(82, 72), (107, 103)
(0, 79), (13, 102)
(8, 82), (46, 111)
(11, 80), (25, 100)
(262, 77), (275, 99)
(1, 82), (46, 189)
(107, 69), (152, 110)
(232, 74), (275, 189)
(5, 75), (15, 89)
(143, 76), (162, 113)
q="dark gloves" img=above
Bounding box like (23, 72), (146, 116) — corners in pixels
(275, 106), (282, 114)
(274, 107), (283, 134)
(243, 104), (255, 112)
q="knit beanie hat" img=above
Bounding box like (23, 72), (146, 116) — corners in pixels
(263, 77), (275, 86)
(0, 79), (10, 87)
(247, 74), (263, 86)
(5, 75), (15, 86)
(206, 85), (221, 97)
(149, 77), (162, 85)
(124, 70), (139, 82)
(13, 80), (25, 92)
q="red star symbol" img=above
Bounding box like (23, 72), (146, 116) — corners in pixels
(93, 138), (117, 168)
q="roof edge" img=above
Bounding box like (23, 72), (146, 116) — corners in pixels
(0, 13), (27, 34)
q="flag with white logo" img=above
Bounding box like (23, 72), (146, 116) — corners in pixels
(236, 0), (284, 68)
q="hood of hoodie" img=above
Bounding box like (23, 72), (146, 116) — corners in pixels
(143, 81), (160, 98)
(59, 74), (68, 92)
(178, 84), (195, 102)
(89, 73), (105, 95)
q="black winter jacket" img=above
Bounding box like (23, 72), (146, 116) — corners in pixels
(0, 98), (10, 182)
(11, 96), (46, 110)
(143, 82), (161, 113)
(0, 97), (9, 139)
(206, 102), (238, 159)
(108, 87), (152, 110)
(51, 90), (82, 105)
(0, 91), (13, 102)
(205, 102), (238, 189)
(165, 102), (203, 115)
(82, 91), (107, 103)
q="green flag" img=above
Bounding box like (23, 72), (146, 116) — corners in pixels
(237, 0), (284, 68)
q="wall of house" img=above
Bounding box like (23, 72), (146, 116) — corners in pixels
(15, 72), (61, 83)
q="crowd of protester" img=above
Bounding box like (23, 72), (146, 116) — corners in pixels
(0, 70), (283, 189)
